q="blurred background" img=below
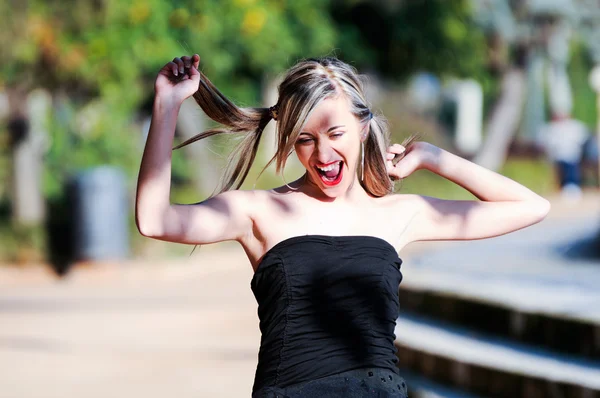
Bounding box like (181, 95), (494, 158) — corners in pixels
(2, 0), (600, 397)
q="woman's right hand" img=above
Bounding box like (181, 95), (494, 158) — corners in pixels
(154, 54), (201, 104)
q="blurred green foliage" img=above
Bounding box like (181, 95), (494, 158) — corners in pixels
(569, 40), (597, 128)
(0, 0), (339, 204)
(0, 0), (495, 205)
(0, 0), (340, 261)
(0, 1), (565, 262)
(332, 0), (489, 81)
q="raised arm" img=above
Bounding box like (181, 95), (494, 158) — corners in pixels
(387, 142), (551, 243)
(135, 54), (251, 244)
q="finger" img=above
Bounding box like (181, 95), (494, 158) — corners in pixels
(392, 152), (404, 166)
(181, 56), (192, 69)
(187, 65), (200, 78)
(173, 57), (184, 74)
(192, 54), (200, 69)
(387, 144), (405, 154)
(166, 61), (178, 76)
(386, 163), (401, 181)
(386, 152), (395, 160)
(386, 158), (398, 172)
(392, 143), (406, 152)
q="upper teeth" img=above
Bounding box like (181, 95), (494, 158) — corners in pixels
(317, 162), (339, 172)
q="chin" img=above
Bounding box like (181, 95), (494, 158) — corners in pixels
(313, 175), (356, 200)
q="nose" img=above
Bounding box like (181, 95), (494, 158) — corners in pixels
(315, 139), (335, 163)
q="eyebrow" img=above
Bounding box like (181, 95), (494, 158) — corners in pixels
(299, 125), (346, 135)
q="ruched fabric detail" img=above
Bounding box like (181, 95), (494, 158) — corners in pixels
(250, 235), (403, 393)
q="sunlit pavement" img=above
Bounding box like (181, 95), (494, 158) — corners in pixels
(1, 191), (599, 397)
(0, 246), (260, 398)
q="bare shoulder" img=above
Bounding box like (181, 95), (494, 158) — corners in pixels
(384, 192), (427, 211)
(195, 189), (259, 212)
(189, 188), (265, 231)
(375, 193), (439, 249)
(384, 193), (466, 227)
(259, 181), (305, 209)
(143, 189), (266, 245)
(207, 187), (294, 218)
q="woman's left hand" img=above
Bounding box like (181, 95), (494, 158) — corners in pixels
(385, 141), (440, 180)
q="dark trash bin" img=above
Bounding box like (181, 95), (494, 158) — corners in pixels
(70, 166), (130, 262)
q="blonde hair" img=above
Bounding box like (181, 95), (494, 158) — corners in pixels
(175, 57), (405, 197)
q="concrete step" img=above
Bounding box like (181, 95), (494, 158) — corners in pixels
(399, 285), (600, 361)
(398, 368), (482, 398)
(394, 313), (600, 397)
(399, 214), (600, 361)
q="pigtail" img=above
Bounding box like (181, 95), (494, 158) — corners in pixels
(219, 113), (272, 192)
(173, 71), (274, 194)
(360, 113), (421, 197)
(360, 115), (393, 197)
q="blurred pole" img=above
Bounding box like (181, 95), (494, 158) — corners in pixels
(590, 65), (600, 187)
(546, 22), (573, 119)
(523, 50), (546, 143)
(0, 91), (7, 120)
(454, 80), (483, 157)
(8, 89), (49, 226)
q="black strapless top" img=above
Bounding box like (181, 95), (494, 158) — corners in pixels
(250, 235), (403, 393)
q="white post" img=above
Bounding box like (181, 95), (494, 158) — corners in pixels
(0, 91), (8, 120)
(523, 51), (546, 143)
(454, 79), (483, 156)
(546, 22), (573, 118)
(11, 89), (50, 226)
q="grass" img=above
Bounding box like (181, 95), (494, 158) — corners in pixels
(0, 223), (47, 264)
(500, 157), (554, 196)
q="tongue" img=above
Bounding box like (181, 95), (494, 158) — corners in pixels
(323, 163), (341, 180)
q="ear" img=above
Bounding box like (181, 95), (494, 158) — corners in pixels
(360, 124), (369, 142)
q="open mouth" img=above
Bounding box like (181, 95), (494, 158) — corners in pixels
(315, 161), (343, 186)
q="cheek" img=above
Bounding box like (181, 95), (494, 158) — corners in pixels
(342, 140), (361, 164)
(294, 145), (312, 166)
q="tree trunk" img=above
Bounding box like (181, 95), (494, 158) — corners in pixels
(473, 68), (527, 171)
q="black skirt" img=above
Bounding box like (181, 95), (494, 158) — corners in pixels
(252, 367), (408, 397)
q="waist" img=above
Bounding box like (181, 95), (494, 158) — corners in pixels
(252, 341), (400, 393)
(254, 299), (400, 389)
(252, 367), (408, 398)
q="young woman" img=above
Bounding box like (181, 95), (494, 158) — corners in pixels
(136, 54), (550, 397)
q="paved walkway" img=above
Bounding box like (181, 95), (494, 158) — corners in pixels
(0, 246), (260, 398)
(1, 191), (599, 397)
